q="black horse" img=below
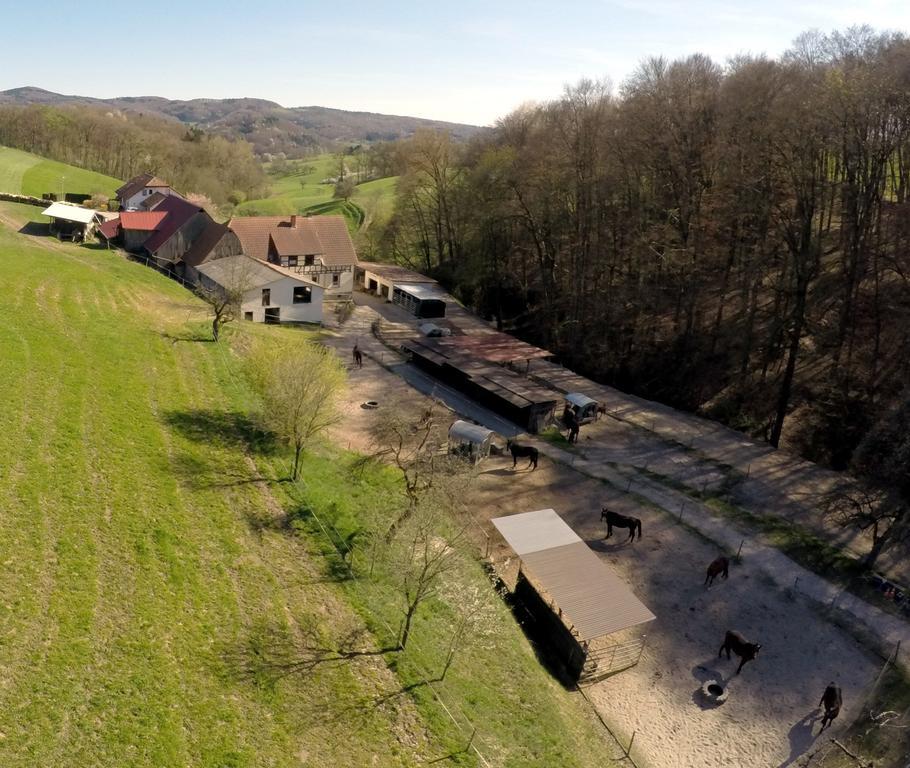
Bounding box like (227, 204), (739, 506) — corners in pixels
(819, 683), (843, 730)
(506, 440), (539, 469)
(601, 507), (642, 541)
(718, 630), (761, 674)
(705, 556), (730, 586)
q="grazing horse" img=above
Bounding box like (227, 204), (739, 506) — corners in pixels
(819, 683), (842, 730)
(601, 507), (642, 541)
(506, 440), (539, 469)
(718, 630), (761, 674)
(352, 344), (363, 368)
(705, 556), (730, 586)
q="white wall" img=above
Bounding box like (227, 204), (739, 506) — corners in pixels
(121, 186), (174, 211)
(241, 276), (324, 324)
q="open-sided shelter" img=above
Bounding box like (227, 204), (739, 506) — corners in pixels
(492, 509), (655, 681)
(448, 420), (495, 464)
(41, 202), (102, 241)
(564, 392), (599, 424)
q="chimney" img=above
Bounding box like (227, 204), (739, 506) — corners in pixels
(290, 214), (298, 228)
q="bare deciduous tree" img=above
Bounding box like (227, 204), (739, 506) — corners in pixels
(250, 342), (346, 481)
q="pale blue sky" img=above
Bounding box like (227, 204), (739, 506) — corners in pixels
(1, 1), (908, 125)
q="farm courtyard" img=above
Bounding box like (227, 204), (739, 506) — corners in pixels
(330, 329), (885, 768)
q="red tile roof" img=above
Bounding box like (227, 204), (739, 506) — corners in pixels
(228, 215), (358, 267)
(142, 196), (205, 255)
(97, 217), (122, 240)
(120, 211), (167, 231)
(269, 226), (322, 256)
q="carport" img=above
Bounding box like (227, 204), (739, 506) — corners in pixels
(492, 509), (656, 681)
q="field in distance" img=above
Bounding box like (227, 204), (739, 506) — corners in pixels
(0, 145), (120, 199)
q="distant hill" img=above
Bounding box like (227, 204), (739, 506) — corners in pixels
(0, 87), (485, 157)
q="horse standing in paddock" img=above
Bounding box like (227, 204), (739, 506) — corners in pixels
(352, 344), (363, 368)
(705, 556), (730, 586)
(596, 403), (608, 420)
(819, 683), (842, 730)
(506, 440), (539, 470)
(601, 507), (642, 541)
(718, 630), (761, 674)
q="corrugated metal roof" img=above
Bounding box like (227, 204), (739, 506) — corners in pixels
(448, 420), (494, 445)
(492, 509), (656, 640)
(41, 202), (99, 224)
(566, 392), (598, 409)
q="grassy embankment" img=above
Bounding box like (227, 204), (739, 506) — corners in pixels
(236, 154), (397, 239)
(0, 145), (120, 198)
(0, 207), (621, 767)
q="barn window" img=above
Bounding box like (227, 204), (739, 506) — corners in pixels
(261, 288), (270, 306)
(287, 255), (298, 267)
(244, 311), (253, 321)
(293, 286), (312, 304)
(332, 272), (340, 286)
(304, 254), (314, 267)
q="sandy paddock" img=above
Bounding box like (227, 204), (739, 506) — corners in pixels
(330, 352), (882, 768)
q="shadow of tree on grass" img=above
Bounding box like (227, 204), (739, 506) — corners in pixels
(163, 409), (278, 455)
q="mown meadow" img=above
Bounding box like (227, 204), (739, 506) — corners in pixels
(0, 207), (620, 767)
(0, 145), (120, 199)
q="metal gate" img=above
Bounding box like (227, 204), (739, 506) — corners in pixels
(579, 635), (647, 684)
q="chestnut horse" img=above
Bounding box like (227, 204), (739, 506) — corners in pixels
(601, 507), (642, 541)
(705, 556), (729, 586)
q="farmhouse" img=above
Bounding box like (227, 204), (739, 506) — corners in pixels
(195, 254), (324, 325)
(227, 214), (358, 298)
(140, 195), (212, 269)
(41, 201), (102, 241)
(115, 173), (178, 211)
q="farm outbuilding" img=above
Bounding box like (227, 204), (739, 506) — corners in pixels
(392, 283), (447, 318)
(41, 202), (102, 241)
(400, 337), (557, 433)
(448, 420), (495, 464)
(356, 261), (439, 300)
(492, 509), (656, 682)
(564, 392), (599, 424)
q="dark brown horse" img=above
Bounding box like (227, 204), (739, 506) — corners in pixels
(705, 556), (729, 586)
(718, 630), (761, 674)
(506, 440), (539, 469)
(601, 508), (641, 541)
(819, 683), (842, 730)
(352, 344), (363, 368)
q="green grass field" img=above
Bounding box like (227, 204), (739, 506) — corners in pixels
(0, 208), (620, 767)
(0, 146), (120, 199)
(235, 155), (397, 237)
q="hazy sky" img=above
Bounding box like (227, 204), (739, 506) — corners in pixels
(2, 1), (909, 125)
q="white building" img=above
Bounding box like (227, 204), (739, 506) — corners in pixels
(195, 254), (324, 325)
(114, 174), (178, 211)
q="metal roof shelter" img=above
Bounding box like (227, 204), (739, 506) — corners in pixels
(449, 420), (494, 445)
(492, 509), (655, 641)
(566, 392), (597, 410)
(41, 202), (99, 224)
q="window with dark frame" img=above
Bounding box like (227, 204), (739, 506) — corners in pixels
(332, 272), (340, 286)
(293, 286), (312, 304)
(244, 311), (253, 321)
(304, 254), (314, 267)
(287, 255), (298, 267)
(261, 288), (270, 306)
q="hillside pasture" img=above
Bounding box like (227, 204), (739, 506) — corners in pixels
(0, 210), (622, 767)
(236, 154), (397, 236)
(0, 145), (120, 198)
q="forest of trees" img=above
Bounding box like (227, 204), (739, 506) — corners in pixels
(378, 28), (910, 555)
(381, 29), (910, 469)
(0, 104), (266, 205)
